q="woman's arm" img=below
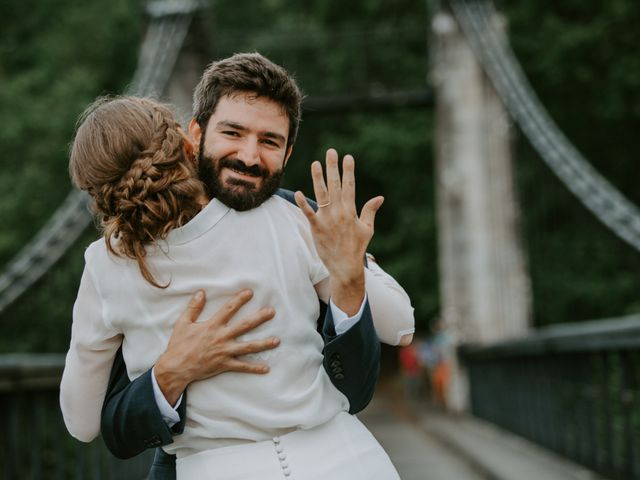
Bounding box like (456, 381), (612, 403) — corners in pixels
(315, 258), (414, 346)
(363, 259), (414, 346)
(60, 263), (122, 442)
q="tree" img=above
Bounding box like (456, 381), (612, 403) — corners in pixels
(496, 0), (640, 324)
(2, 0), (639, 352)
(0, 0), (142, 351)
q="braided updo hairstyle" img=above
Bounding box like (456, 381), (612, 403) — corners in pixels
(69, 96), (206, 288)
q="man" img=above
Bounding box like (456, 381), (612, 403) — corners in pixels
(100, 53), (414, 479)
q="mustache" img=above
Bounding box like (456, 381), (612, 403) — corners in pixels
(218, 157), (269, 179)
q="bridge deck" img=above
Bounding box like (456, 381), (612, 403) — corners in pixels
(359, 381), (604, 480)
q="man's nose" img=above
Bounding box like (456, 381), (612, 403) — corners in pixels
(237, 138), (260, 166)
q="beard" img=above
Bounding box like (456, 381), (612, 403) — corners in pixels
(197, 143), (284, 212)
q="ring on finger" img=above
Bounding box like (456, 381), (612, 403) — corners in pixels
(317, 201), (331, 208)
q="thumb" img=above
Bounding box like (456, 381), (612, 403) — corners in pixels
(177, 290), (206, 325)
(360, 196), (384, 229)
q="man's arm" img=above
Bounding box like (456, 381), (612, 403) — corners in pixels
(293, 147), (385, 411)
(100, 290), (277, 458)
(283, 185), (382, 411)
(101, 347), (185, 459)
(322, 299), (380, 413)
(295, 149), (415, 407)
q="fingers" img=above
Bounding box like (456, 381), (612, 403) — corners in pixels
(227, 307), (276, 337)
(233, 336), (280, 356)
(294, 190), (318, 223)
(210, 289), (254, 326)
(225, 359), (271, 374)
(310, 161), (329, 208)
(325, 148), (341, 203)
(341, 154), (356, 212)
(359, 196), (384, 229)
(177, 290), (207, 325)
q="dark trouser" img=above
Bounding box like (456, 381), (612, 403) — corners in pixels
(149, 449), (176, 480)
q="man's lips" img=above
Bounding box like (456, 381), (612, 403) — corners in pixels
(224, 167), (261, 183)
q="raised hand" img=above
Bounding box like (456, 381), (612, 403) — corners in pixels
(294, 148), (384, 316)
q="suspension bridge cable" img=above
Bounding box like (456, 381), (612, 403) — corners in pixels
(449, 0), (640, 252)
(0, 2), (198, 315)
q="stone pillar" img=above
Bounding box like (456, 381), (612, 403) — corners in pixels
(164, 49), (208, 125)
(161, 11), (216, 126)
(430, 9), (531, 412)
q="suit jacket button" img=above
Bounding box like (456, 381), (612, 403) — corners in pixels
(335, 373), (345, 380)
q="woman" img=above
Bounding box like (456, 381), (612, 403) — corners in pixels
(61, 96), (411, 479)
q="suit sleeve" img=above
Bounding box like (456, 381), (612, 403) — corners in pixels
(321, 299), (380, 414)
(100, 348), (186, 459)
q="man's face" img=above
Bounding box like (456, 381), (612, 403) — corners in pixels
(190, 93), (293, 211)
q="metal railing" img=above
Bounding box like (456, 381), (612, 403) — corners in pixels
(1, 354), (153, 480)
(460, 315), (640, 480)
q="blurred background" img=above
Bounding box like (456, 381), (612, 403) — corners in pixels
(1, 0), (639, 478)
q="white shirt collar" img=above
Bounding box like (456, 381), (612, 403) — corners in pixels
(164, 198), (230, 246)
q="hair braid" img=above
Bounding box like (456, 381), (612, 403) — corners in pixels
(70, 96), (207, 288)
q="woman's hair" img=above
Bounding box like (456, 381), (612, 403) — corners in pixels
(69, 96), (206, 288)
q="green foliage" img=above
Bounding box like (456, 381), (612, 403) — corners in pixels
(1, 0), (640, 351)
(0, 0), (142, 266)
(0, 0), (142, 351)
(211, 0), (428, 94)
(496, 0), (640, 324)
(0, 0), (435, 353)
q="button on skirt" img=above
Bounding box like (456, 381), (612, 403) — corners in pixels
(176, 412), (400, 480)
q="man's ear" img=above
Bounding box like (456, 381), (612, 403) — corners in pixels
(188, 119), (202, 151)
(283, 145), (293, 168)
(178, 129), (197, 168)
(177, 127), (194, 148)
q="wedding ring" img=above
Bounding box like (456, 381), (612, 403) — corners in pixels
(317, 201), (331, 208)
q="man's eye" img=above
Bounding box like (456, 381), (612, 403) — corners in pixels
(262, 139), (279, 147)
(222, 131), (239, 137)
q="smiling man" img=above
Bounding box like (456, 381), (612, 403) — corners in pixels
(193, 93), (291, 212)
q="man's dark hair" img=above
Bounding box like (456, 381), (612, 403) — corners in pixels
(192, 52), (303, 147)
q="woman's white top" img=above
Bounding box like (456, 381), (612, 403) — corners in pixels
(60, 196), (414, 457)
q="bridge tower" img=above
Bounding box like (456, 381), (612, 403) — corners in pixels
(430, 8), (532, 411)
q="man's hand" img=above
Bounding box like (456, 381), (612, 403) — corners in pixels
(155, 289), (279, 406)
(294, 148), (384, 316)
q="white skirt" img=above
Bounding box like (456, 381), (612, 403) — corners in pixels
(176, 412), (400, 480)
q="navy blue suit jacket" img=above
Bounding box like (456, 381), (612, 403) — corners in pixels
(99, 189), (381, 479)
